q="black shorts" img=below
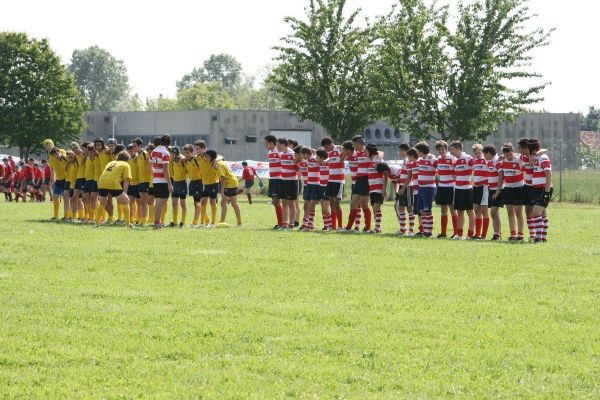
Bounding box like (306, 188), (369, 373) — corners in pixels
(370, 192), (383, 206)
(138, 182), (150, 194)
(354, 176), (369, 196)
(531, 187), (552, 208)
(75, 178), (86, 191)
(64, 181), (71, 190)
(244, 179), (254, 189)
(127, 184), (140, 198)
(326, 182), (344, 200)
(280, 180), (299, 201)
(152, 183), (169, 199)
(172, 180), (188, 199)
(298, 180), (303, 194)
(503, 186), (523, 206)
(223, 188), (238, 197)
(202, 183), (219, 199)
(188, 180), (203, 202)
(303, 184), (321, 201)
(268, 179), (282, 198)
(98, 188), (123, 197)
(396, 187), (409, 207)
(473, 185), (489, 206)
(84, 180), (96, 194)
(521, 185), (533, 205)
(488, 189), (505, 208)
(454, 188), (473, 211)
(435, 186), (454, 206)
(24, 179), (34, 188)
(43, 177), (51, 185)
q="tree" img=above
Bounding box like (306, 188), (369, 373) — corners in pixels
(145, 95), (179, 112)
(581, 106), (600, 131)
(68, 46), (130, 111)
(176, 53), (243, 94)
(375, 0), (553, 141)
(270, 0), (377, 142)
(176, 82), (236, 110)
(112, 93), (144, 112)
(0, 32), (87, 158)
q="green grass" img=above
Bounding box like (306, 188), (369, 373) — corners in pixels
(553, 169), (600, 204)
(1, 198), (600, 398)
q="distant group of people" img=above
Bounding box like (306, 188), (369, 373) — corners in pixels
(1, 155), (52, 202)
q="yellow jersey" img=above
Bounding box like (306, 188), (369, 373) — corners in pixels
(76, 153), (86, 179)
(198, 156), (219, 185)
(92, 155), (102, 181)
(98, 149), (113, 171)
(98, 161), (132, 190)
(216, 160), (238, 189)
(136, 151), (150, 184)
(172, 158), (188, 181)
(84, 155), (95, 181)
(48, 148), (68, 180)
(168, 158), (175, 179)
(186, 157), (202, 181)
(66, 161), (78, 184)
(128, 158), (139, 185)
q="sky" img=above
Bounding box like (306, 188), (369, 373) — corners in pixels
(1, 0), (596, 113)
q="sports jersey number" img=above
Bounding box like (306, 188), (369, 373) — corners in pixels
(106, 162), (116, 172)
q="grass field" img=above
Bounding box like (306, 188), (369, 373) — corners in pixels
(552, 169), (600, 204)
(1, 198), (600, 398)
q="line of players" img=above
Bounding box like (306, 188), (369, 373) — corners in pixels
(40, 135), (244, 229)
(264, 135), (553, 242)
(0, 156), (52, 202)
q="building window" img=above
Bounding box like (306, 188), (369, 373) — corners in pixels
(384, 129), (391, 139)
(375, 129), (381, 139)
(364, 129), (372, 139)
(394, 129), (401, 139)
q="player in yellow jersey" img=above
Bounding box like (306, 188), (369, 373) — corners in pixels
(71, 142), (87, 220)
(132, 138), (151, 225)
(82, 143), (96, 222)
(95, 151), (132, 228)
(64, 150), (80, 221)
(196, 141), (220, 228)
(214, 153), (243, 227)
(43, 139), (70, 221)
(126, 144), (140, 224)
(169, 146), (188, 228)
(186, 142), (205, 227)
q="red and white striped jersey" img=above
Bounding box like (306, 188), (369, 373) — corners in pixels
(453, 153), (474, 189)
(327, 145), (345, 183)
(307, 158), (320, 185)
(532, 154), (552, 188)
(498, 156), (524, 188)
(356, 150), (370, 178)
(407, 160), (419, 192)
(436, 155), (455, 188)
(473, 157), (488, 186)
(150, 145), (170, 183)
(319, 163), (329, 187)
(520, 155), (534, 186)
(487, 156), (500, 191)
(388, 163), (404, 184)
(347, 153), (359, 183)
(298, 160), (308, 186)
(268, 150), (281, 179)
(417, 154), (437, 188)
(279, 149), (298, 181)
(368, 156), (384, 193)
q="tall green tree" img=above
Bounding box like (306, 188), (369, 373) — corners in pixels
(176, 82), (236, 110)
(581, 106), (600, 131)
(68, 46), (130, 111)
(0, 32), (87, 158)
(270, 0), (377, 142)
(375, 0), (553, 141)
(176, 53), (243, 94)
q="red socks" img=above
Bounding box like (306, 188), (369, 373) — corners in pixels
(482, 217), (490, 239)
(475, 217), (482, 237)
(441, 215), (448, 236)
(337, 210), (343, 229)
(364, 208), (372, 231)
(346, 209), (357, 230)
(451, 214), (458, 235)
(275, 205), (283, 226)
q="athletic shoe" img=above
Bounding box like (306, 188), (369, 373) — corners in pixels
(491, 234), (502, 241)
(516, 237), (524, 242)
(452, 235), (462, 240)
(463, 236), (473, 240)
(363, 229), (374, 234)
(534, 238), (543, 244)
(272, 224), (281, 230)
(374, 229), (382, 234)
(437, 233), (447, 239)
(152, 223), (162, 230)
(206, 224), (216, 229)
(354, 227), (360, 232)
(179, 222), (185, 228)
(423, 232), (433, 238)
(93, 224), (101, 228)
(168, 222), (176, 228)
(322, 227), (332, 232)
(191, 224), (200, 228)
(414, 232), (424, 237)
(336, 227), (345, 232)
(508, 236), (517, 241)
(234, 224), (243, 228)
(406, 232), (415, 237)
(294, 222), (300, 228)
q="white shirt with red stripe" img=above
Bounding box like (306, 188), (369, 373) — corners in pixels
(532, 154), (552, 188)
(307, 158), (320, 185)
(498, 156), (524, 188)
(279, 149), (298, 181)
(520, 155), (534, 186)
(150, 145), (170, 183)
(417, 154), (437, 188)
(298, 160), (308, 186)
(487, 156), (500, 191)
(436, 155), (455, 188)
(356, 150), (370, 178)
(473, 157), (488, 187)
(388, 163), (404, 184)
(319, 163), (329, 187)
(268, 150), (281, 179)
(453, 152), (474, 190)
(407, 160), (419, 193)
(347, 153), (358, 183)
(368, 156), (384, 193)
(327, 145), (345, 183)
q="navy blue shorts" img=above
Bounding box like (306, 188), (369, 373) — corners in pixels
(172, 180), (188, 199)
(127, 184), (140, 198)
(418, 187), (436, 212)
(244, 179), (254, 189)
(53, 179), (66, 196)
(84, 180), (96, 194)
(304, 184), (322, 201)
(75, 178), (86, 191)
(268, 179), (282, 198)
